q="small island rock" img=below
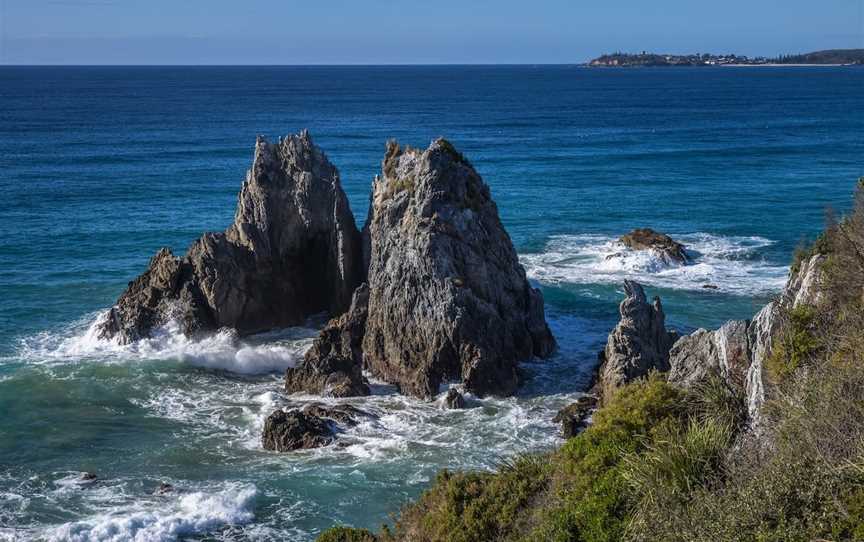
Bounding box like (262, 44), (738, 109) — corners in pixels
(619, 228), (688, 264)
(285, 285), (371, 397)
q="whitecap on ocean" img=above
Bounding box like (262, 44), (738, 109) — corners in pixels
(520, 232), (788, 295)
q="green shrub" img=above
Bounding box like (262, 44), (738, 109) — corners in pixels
(524, 377), (686, 542)
(790, 231), (830, 275)
(622, 418), (731, 513)
(765, 304), (821, 382)
(317, 526), (377, 542)
(383, 454), (549, 542)
(686, 374), (747, 432)
(435, 138), (468, 165)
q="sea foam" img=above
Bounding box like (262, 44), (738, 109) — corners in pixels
(16, 313), (316, 375)
(43, 483), (257, 542)
(520, 232), (788, 295)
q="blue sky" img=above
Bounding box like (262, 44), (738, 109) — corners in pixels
(0, 0), (861, 64)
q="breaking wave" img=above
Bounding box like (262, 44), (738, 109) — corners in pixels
(42, 482), (257, 542)
(14, 313), (316, 375)
(520, 232), (789, 295)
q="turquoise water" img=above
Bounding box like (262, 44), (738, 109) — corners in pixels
(0, 66), (862, 541)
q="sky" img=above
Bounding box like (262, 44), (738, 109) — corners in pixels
(0, 0), (861, 65)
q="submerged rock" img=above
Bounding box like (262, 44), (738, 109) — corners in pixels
(553, 394), (598, 438)
(98, 131), (363, 343)
(597, 280), (677, 399)
(261, 409), (335, 452)
(442, 389), (466, 409)
(154, 482), (174, 495)
(619, 228), (688, 264)
(359, 139), (556, 398)
(285, 285), (371, 397)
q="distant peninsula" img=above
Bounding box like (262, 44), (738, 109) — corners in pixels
(588, 48), (864, 67)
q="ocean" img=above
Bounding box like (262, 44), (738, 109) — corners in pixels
(0, 65), (862, 541)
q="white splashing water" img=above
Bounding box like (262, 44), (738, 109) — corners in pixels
(520, 232), (788, 295)
(4, 302), (603, 540)
(16, 312), (316, 375)
(41, 482), (257, 542)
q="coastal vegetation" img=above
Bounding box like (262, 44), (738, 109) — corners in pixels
(318, 181), (864, 540)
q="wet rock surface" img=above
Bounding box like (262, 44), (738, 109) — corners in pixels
(619, 228), (688, 264)
(285, 285), (371, 397)
(98, 131), (363, 343)
(442, 389), (466, 409)
(300, 403), (376, 427)
(261, 409), (335, 452)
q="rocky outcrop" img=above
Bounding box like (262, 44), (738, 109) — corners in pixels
(442, 389), (466, 409)
(553, 394), (598, 438)
(668, 320), (751, 388)
(300, 403), (376, 427)
(597, 281), (677, 399)
(358, 139), (556, 399)
(285, 285), (371, 397)
(619, 228), (688, 264)
(668, 253), (826, 427)
(98, 131), (363, 343)
(102, 133), (556, 401)
(261, 409), (335, 451)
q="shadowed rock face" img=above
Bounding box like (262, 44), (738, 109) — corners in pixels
(357, 139), (556, 399)
(619, 228), (688, 264)
(98, 131), (363, 343)
(285, 284), (371, 397)
(597, 280), (678, 400)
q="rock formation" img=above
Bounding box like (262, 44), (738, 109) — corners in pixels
(668, 253), (826, 427)
(442, 389), (466, 409)
(553, 394), (598, 438)
(283, 138), (555, 399)
(300, 403), (375, 427)
(261, 409), (335, 451)
(619, 228), (688, 264)
(102, 131), (556, 401)
(285, 285), (371, 397)
(597, 280), (678, 399)
(359, 139), (556, 398)
(98, 131), (363, 343)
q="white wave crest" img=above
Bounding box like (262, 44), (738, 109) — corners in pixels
(17, 313), (316, 375)
(43, 483), (256, 542)
(521, 233), (788, 295)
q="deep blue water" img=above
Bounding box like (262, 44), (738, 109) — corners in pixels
(0, 66), (862, 541)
